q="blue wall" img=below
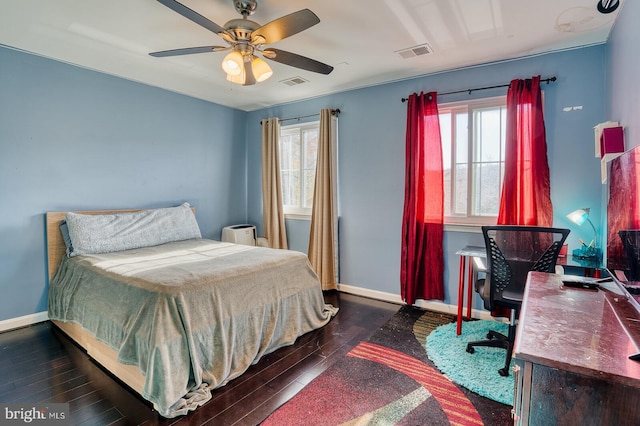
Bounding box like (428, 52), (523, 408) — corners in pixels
(247, 46), (607, 308)
(2, 27), (626, 321)
(0, 46), (248, 322)
(607, 0), (639, 150)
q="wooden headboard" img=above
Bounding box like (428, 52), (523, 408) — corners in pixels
(45, 207), (195, 282)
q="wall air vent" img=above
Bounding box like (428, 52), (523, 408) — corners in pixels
(280, 76), (309, 86)
(396, 43), (433, 59)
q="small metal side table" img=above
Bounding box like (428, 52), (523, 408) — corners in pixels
(454, 246), (603, 336)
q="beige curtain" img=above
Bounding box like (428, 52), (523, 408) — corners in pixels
(308, 109), (339, 290)
(261, 118), (288, 249)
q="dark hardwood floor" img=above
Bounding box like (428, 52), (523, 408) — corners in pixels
(0, 292), (400, 425)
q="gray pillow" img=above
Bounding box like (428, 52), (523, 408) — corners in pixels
(66, 203), (201, 257)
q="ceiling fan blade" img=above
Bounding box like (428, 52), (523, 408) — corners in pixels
(156, 0), (233, 39)
(263, 48), (333, 75)
(251, 9), (320, 44)
(149, 46), (226, 57)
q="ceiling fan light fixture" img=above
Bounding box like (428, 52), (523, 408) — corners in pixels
(226, 71), (245, 85)
(222, 51), (244, 76)
(226, 60), (253, 85)
(251, 57), (273, 82)
(152, 1), (333, 84)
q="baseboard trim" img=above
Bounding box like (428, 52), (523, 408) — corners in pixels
(0, 285), (497, 334)
(337, 283), (496, 321)
(0, 311), (49, 333)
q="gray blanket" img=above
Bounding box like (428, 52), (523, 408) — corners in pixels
(48, 239), (338, 417)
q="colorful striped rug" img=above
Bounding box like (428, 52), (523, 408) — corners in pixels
(262, 306), (512, 425)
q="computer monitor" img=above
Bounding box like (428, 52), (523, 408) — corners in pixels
(607, 145), (640, 283)
(618, 230), (640, 281)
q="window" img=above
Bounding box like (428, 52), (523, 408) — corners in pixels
(439, 96), (507, 225)
(279, 121), (319, 217)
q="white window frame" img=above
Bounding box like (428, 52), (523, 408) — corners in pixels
(279, 121), (320, 218)
(440, 95), (507, 227)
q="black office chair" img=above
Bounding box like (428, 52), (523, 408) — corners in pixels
(466, 225), (570, 376)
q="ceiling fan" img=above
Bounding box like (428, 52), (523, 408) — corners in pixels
(149, 0), (334, 86)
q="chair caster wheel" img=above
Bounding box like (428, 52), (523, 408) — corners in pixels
(466, 344), (475, 354)
(498, 367), (509, 377)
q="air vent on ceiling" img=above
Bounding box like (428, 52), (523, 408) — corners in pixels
(280, 76), (309, 86)
(396, 43), (433, 59)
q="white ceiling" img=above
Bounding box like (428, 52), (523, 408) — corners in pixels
(0, 0), (622, 111)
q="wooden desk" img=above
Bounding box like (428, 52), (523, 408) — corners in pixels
(513, 272), (640, 425)
(455, 245), (486, 335)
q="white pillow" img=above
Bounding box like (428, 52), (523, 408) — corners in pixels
(66, 203), (201, 256)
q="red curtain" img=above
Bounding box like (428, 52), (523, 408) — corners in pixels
(498, 76), (553, 226)
(401, 92), (444, 304)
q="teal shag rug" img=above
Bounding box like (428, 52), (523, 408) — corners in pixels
(426, 320), (514, 405)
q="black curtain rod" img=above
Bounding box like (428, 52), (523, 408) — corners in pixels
(400, 76), (557, 103)
(260, 108), (341, 124)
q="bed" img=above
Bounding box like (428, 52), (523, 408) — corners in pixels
(45, 204), (337, 418)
